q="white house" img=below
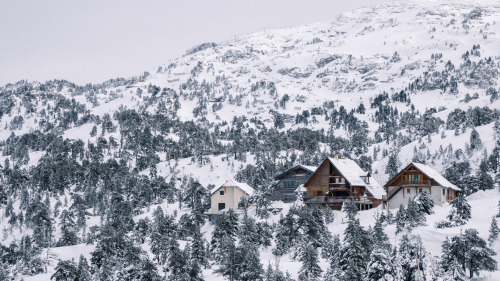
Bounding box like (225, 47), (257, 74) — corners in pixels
(205, 179), (254, 222)
(384, 162), (461, 209)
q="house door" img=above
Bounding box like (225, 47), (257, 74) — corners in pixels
(218, 203), (226, 211)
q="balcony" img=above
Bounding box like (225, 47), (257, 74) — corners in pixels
(304, 196), (374, 205)
(400, 180), (431, 186)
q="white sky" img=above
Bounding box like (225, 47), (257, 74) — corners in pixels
(0, 0), (387, 86)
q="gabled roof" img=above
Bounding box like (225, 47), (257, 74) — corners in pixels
(304, 157), (385, 199)
(365, 175), (386, 199)
(209, 179), (255, 196)
(384, 162), (460, 191)
(274, 164), (317, 180)
(372, 174), (390, 187)
(412, 163), (460, 191)
(327, 158), (368, 186)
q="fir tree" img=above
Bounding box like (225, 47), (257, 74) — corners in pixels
(342, 199), (358, 221)
(76, 255), (91, 281)
(372, 216), (391, 251)
(51, 259), (78, 281)
(364, 248), (396, 281)
(339, 218), (370, 281)
(488, 217), (500, 245)
(298, 243), (322, 281)
(385, 153), (401, 178)
(470, 128), (483, 150)
(443, 258), (467, 281)
(395, 204), (406, 234)
(414, 190), (434, 215)
(442, 229), (497, 278)
(447, 195), (471, 225)
(398, 235), (425, 281)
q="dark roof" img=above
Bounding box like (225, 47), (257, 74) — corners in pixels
(274, 164), (316, 180)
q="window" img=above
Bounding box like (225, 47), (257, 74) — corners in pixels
(442, 189), (445, 195)
(219, 190), (224, 196)
(317, 191), (322, 196)
(419, 188), (422, 193)
(341, 178), (345, 184)
(407, 188), (411, 194)
(218, 203), (225, 211)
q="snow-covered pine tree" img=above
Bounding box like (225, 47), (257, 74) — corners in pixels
(406, 197), (426, 227)
(398, 235), (425, 281)
(414, 190), (434, 215)
(76, 255), (91, 281)
(372, 215), (391, 251)
(447, 195), (471, 226)
(442, 258), (467, 281)
(339, 218), (370, 281)
(364, 248), (396, 281)
(442, 229), (497, 278)
(298, 243), (322, 281)
(342, 199), (358, 221)
(488, 217), (500, 245)
(238, 242), (264, 281)
(210, 209), (239, 262)
(470, 128), (483, 150)
(323, 234), (341, 281)
(385, 153), (401, 178)
(395, 204), (407, 234)
(322, 205), (335, 224)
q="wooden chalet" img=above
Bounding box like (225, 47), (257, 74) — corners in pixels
(384, 162), (461, 209)
(303, 157), (386, 210)
(272, 164), (316, 202)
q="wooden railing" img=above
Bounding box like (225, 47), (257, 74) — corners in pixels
(400, 180), (431, 186)
(304, 196), (373, 204)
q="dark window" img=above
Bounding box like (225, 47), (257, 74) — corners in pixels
(218, 203), (226, 211)
(407, 188), (411, 193)
(317, 191), (322, 196)
(220, 190), (224, 196)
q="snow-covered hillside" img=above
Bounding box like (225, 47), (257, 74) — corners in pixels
(0, 0), (500, 280)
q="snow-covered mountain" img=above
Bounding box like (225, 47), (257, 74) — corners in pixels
(0, 0), (500, 280)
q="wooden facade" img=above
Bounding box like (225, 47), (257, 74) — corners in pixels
(303, 158), (383, 210)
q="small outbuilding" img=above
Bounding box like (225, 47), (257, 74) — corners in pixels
(205, 179), (254, 222)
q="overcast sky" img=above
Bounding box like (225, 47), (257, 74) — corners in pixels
(0, 0), (387, 86)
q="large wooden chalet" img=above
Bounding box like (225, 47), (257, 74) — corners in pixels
(272, 164), (316, 202)
(384, 162), (461, 209)
(303, 157), (386, 210)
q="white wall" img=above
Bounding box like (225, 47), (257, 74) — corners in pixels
(387, 185), (444, 209)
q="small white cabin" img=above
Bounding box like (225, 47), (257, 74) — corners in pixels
(205, 180), (254, 222)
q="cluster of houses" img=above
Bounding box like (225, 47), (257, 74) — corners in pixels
(205, 157), (460, 221)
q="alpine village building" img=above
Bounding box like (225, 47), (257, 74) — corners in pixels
(384, 162), (461, 209)
(272, 165), (316, 202)
(301, 157), (386, 210)
(204, 179), (254, 222)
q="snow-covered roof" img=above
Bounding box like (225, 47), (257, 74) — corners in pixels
(372, 174), (390, 187)
(328, 158), (368, 186)
(327, 158), (385, 199)
(412, 162), (460, 191)
(365, 176), (386, 199)
(274, 164), (316, 180)
(300, 165), (317, 172)
(209, 179), (255, 196)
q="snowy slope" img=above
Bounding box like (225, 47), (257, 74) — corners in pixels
(0, 0), (500, 280)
